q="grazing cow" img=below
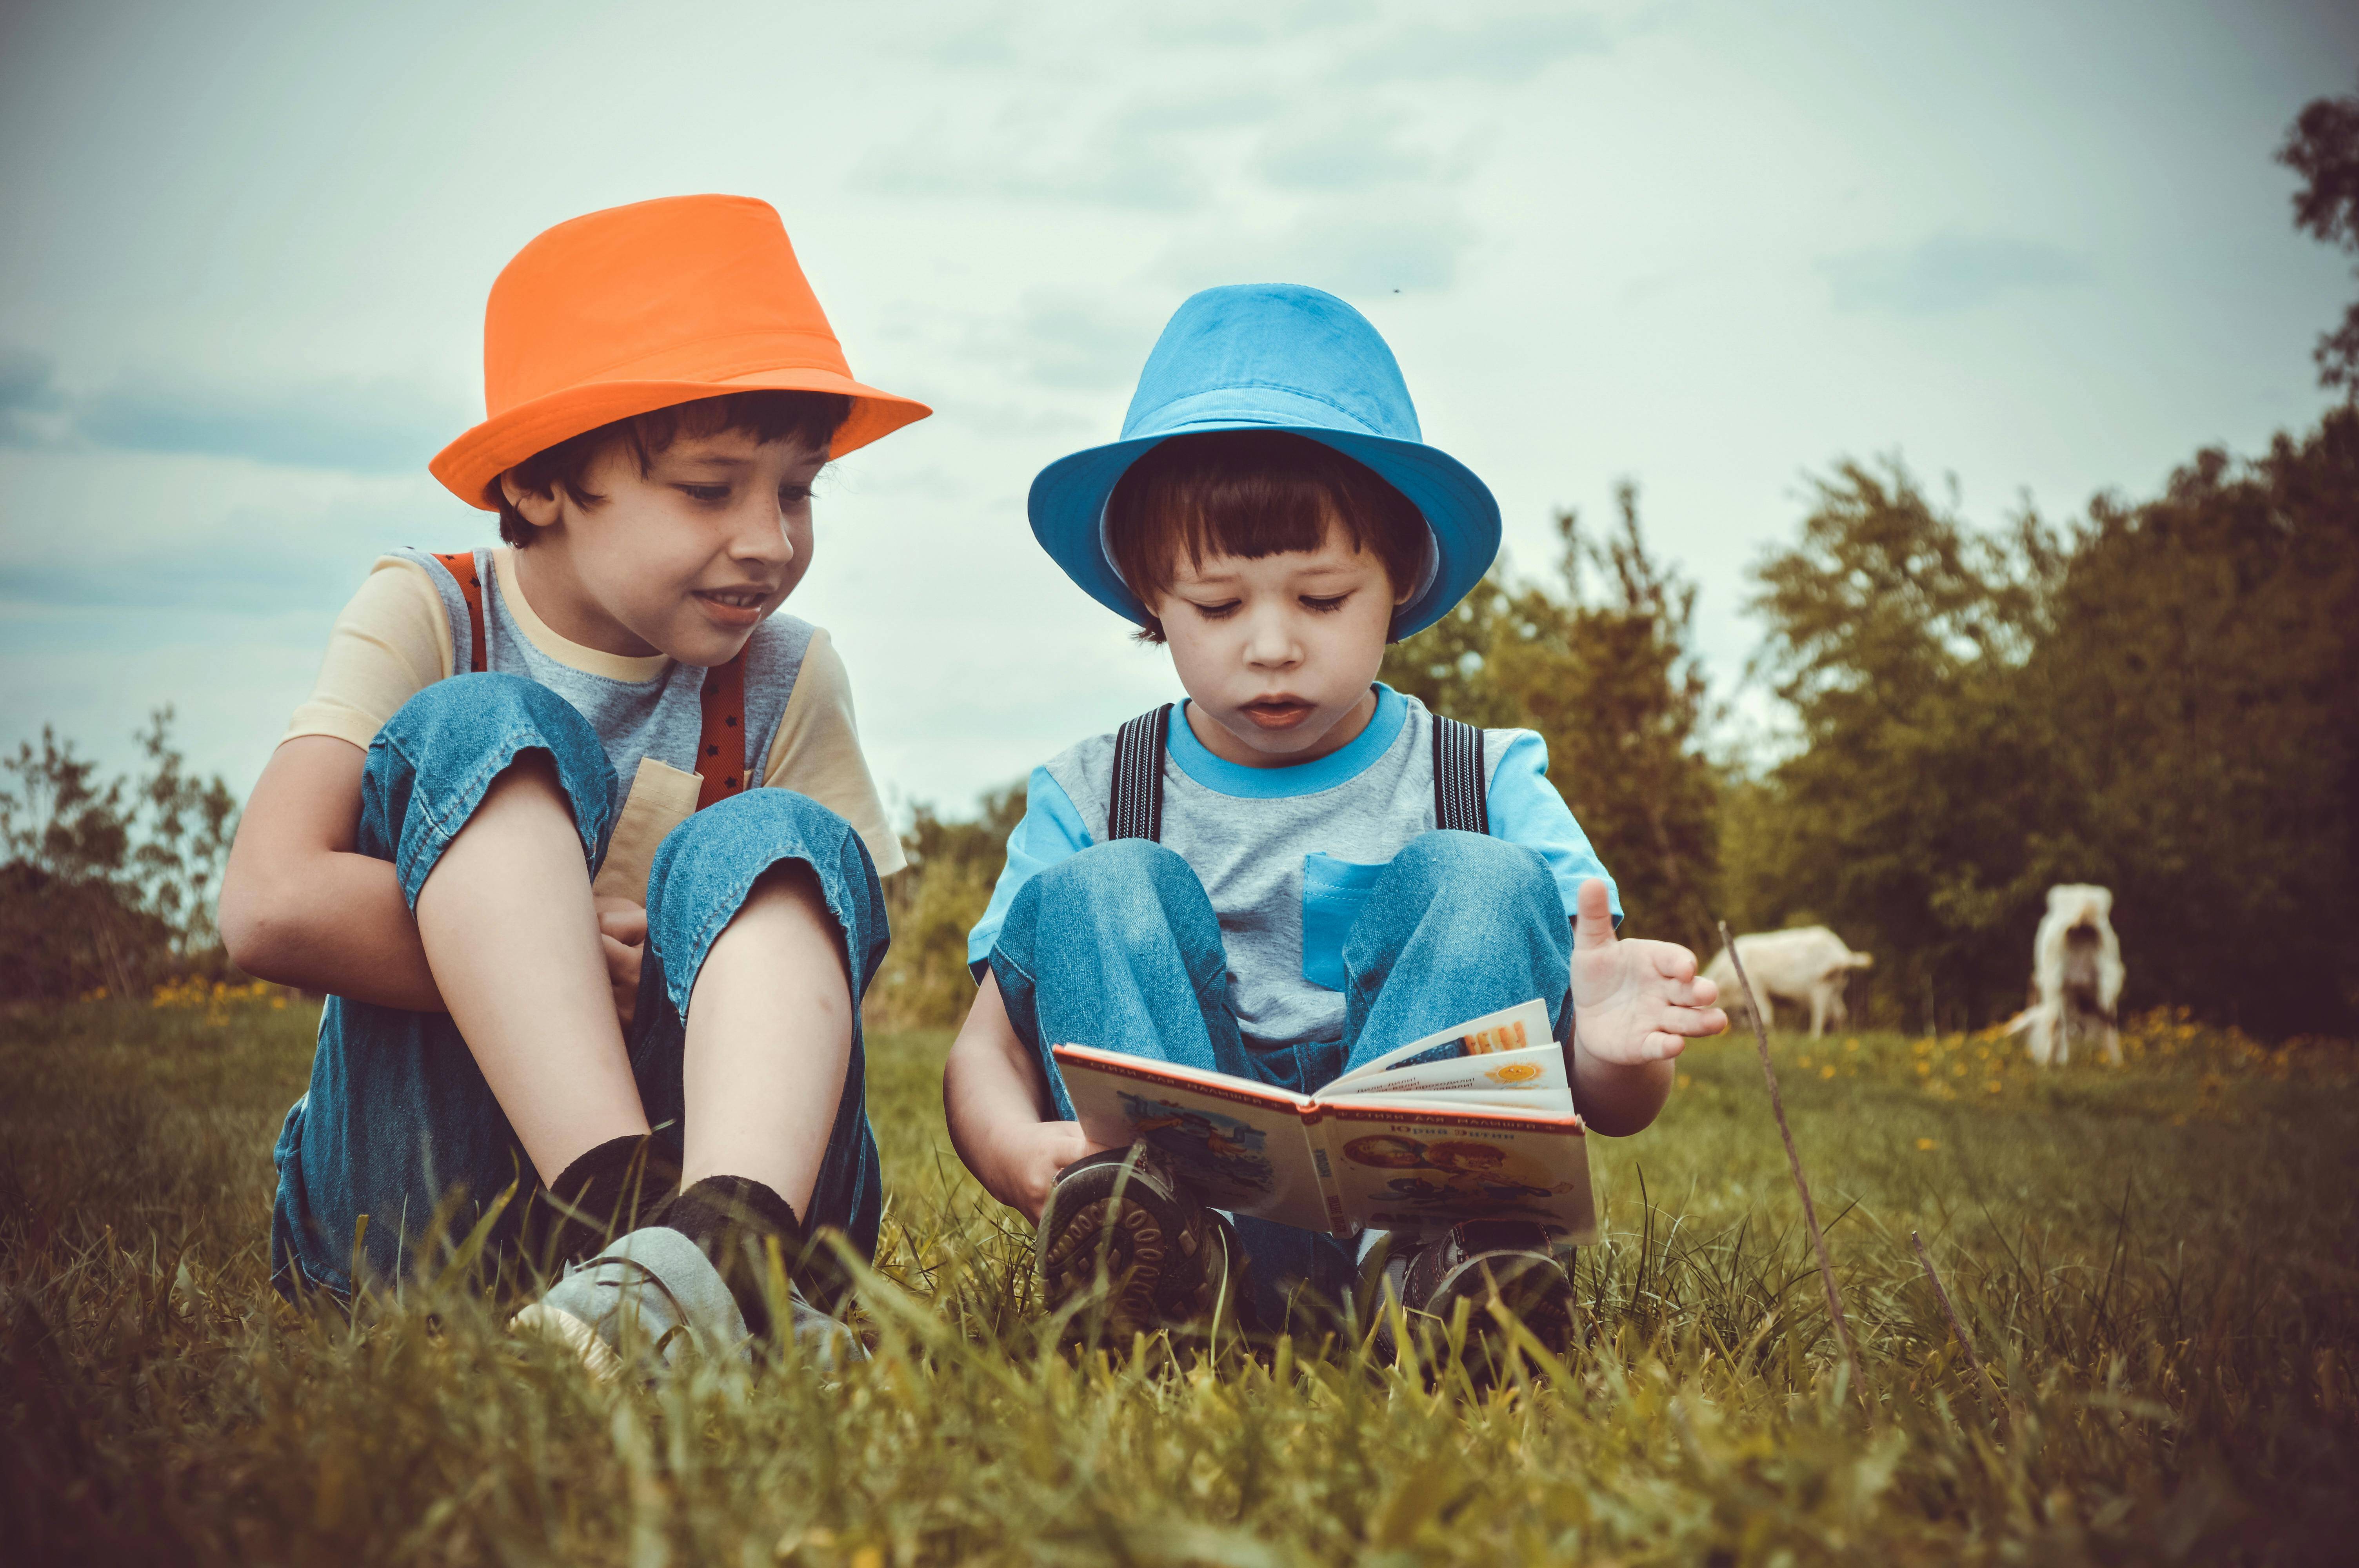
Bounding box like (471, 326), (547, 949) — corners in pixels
(1704, 926), (1875, 1038)
(2006, 884), (2125, 1066)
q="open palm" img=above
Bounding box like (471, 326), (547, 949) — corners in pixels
(1568, 878), (1728, 1063)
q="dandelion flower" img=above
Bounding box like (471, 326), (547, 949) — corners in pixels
(1916, 1138), (1937, 1151)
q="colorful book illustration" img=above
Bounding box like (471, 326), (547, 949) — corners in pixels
(1052, 999), (1596, 1241)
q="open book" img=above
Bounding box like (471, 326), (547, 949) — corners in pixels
(1053, 999), (1597, 1243)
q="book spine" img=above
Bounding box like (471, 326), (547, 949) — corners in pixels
(1303, 1106), (1348, 1233)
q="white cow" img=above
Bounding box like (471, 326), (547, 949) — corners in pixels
(1704, 926), (1875, 1038)
(2006, 884), (2125, 1066)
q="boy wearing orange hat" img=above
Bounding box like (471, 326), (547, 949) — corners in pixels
(219, 196), (928, 1371)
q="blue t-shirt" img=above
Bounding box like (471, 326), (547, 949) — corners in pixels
(968, 686), (1620, 1049)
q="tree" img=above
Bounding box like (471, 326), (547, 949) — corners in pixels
(0, 709), (239, 1002)
(1385, 484), (1722, 954)
(2279, 78), (2359, 395)
(1736, 459), (2063, 1029)
(1733, 421), (2359, 1038)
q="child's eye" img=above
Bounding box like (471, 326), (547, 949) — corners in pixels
(1191, 599), (1240, 620)
(1301, 594), (1350, 613)
(778, 484), (814, 507)
(676, 484), (731, 504)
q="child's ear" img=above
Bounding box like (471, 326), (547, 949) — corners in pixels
(499, 472), (564, 532)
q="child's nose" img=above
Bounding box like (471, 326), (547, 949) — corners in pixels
(1242, 609), (1298, 666)
(729, 503), (794, 564)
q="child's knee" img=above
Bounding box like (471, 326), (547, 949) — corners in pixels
(383, 670), (593, 753)
(646, 791), (881, 981)
(1390, 829), (1554, 905)
(1034, 840), (1208, 933)
(1001, 840), (1218, 972)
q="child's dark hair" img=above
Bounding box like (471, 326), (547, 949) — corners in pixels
(1105, 430), (1429, 644)
(486, 390), (852, 546)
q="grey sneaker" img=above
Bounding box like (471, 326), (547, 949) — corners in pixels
(511, 1225), (863, 1380)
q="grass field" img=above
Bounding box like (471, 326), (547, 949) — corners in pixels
(4, 989), (2356, 1564)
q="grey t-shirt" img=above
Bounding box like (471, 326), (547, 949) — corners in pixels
(969, 685), (1620, 1049)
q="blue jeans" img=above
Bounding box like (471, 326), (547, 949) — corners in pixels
(989, 831), (1573, 1327)
(269, 673), (888, 1301)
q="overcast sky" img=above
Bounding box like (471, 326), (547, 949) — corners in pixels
(2, 0), (2353, 825)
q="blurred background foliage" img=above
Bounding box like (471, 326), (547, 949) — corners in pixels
(867, 80), (2359, 1040)
(10, 88), (2355, 1044)
(0, 709), (238, 1005)
(863, 404), (2357, 1041)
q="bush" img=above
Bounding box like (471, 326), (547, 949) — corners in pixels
(0, 710), (239, 1003)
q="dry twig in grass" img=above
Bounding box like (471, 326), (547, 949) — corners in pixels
(1911, 1228), (1988, 1389)
(1719, 919), (1870, 1413)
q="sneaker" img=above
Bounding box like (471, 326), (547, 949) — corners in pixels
(1366, 1221), (1576, 1376)
(511, 1223), (860, 1380)
(1036, 1143), (1251, 1338)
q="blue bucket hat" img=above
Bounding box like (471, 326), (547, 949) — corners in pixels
(1027, 283), (1501, 639)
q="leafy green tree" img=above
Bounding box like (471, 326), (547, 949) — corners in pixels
(1385, 484), (1721, 953)
(1734, 420), (2359, 1038)
(2279, 78), (2359, 394)
(0, 708), (238, 1002)
(1736, 459), (2063, 1029)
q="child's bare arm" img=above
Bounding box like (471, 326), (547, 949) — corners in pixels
(942, 973), (1106, 1221)
(218, 736), (445, 1011)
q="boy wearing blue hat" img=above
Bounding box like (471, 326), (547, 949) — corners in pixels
(941, 285), (1727, 1355)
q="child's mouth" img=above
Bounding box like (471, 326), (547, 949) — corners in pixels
(1241, 699), (1313, 730)
(692, 587), (769, 629)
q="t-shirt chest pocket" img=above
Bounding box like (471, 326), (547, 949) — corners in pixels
(1299, 851), (1391, 991)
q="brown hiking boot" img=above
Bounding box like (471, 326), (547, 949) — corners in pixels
(1367, 1221), (1576, 1377)
(1036, 1143), (1252, 1339)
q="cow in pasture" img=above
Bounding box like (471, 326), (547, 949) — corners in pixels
(2005, 883), (2125, 1067)
(1703, 926), (1875, 1039)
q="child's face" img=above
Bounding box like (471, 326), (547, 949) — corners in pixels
(1153, 518), (1407, 766)
(504, 427), (827, 664)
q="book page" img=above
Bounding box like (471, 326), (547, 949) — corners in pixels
(1314, 1097), (1597, 1243)
(1336, 999), (1556, 1083)
(1052, 1046), (1336, 1231)
(1325, 1041), (1568, 1101)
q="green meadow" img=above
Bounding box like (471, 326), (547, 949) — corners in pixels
(4, 988), (2355, 1565)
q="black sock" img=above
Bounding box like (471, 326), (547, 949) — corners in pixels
(523, 1134), (681, 1270)
(662, 1176), (832, 1339)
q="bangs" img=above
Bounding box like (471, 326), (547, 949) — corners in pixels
(1105, 430), (1429, 642)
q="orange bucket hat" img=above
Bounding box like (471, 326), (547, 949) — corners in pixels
(430, 194), (929, 508)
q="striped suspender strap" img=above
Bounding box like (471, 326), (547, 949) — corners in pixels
(1105, 703), (1487, 840)
(431, 551), (489, 674)
(1430, 715), (1489, 833)
(1106, 704), (1173, 841)
(429, 549), (747, 813)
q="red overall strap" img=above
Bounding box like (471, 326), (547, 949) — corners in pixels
(696, 654), (749, 810)
(430, 551), (489, 674)
(436, 548), (745, 811)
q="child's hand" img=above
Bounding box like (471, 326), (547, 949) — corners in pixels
(594, 896), (647, 1028)
(996, 1120), (1110, 1223)
(1569, 878), (1727, 1065)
